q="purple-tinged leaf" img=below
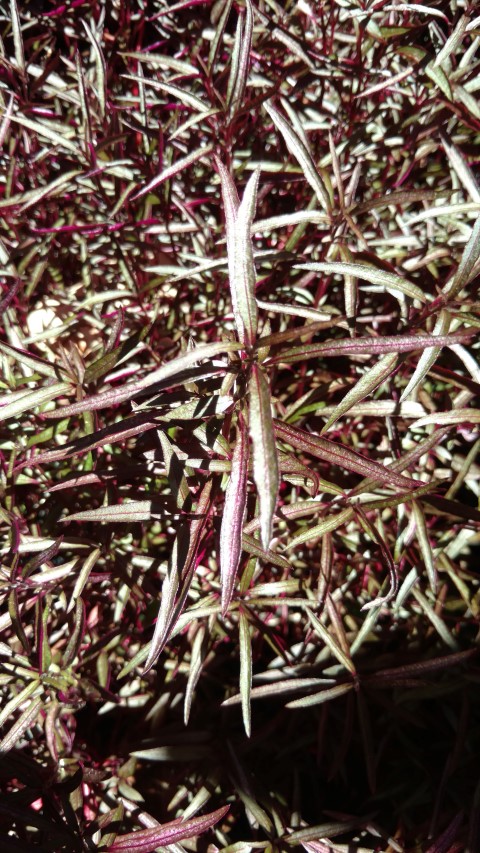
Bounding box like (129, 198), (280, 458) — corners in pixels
(267, 331), (473, 364)
(425, 812), (464, 853)
(106, 805), (229, 853)
(220, 415), (248, 615)
(216, 159), (259, 347)
(0, 340), (58, 378)
(47, 341), (240, 417)
(274, 421), (420, 491)
(249, 364), (279, 549)
(239, 610), (252, 737)
(133, 144), (214, 200)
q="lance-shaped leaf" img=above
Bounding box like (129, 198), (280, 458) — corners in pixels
(0, 381), (72, 422)
(249, 364), (279, 549)
(239, 610), (252, 737)
(216, 159), (259, 347)
(106, 806), (229, 853)
(275, 421), (419, 491)
(320, 352), (399, 433)
(0, 696), (43, 754)
(443, 214), (480, 299)
(48, 341), (240, 417)
(62, 500), (156, 524)
(133, 144), (214, 200)
(400, 311), (451, 401)
(267, 330), (473, 365)
(264, 101), (331, 213)
(220, 414), (248, 615)
(227, 0), (253, 116)
(294, 261), (426, 302)
(144, 479), (213, 672)
(412, 500), (438, 594)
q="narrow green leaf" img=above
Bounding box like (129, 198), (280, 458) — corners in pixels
(443, 215), (480, 298)
(249, 365), (279, 549)
(0, 696), (42, 754)
(239, 611), (252, 737)
(412, 408), (480, 428)
(286, 508), (354, 549)
(411, 587), (458, 650)
(0, 680), (40, 730)
(0, 381), (72, 422)
(307, 608), (356, 674)
(208, 0), (233, 71)
(157, 430), (190, 509)
(321, 352), (399, 433)
(8, 113), (80, 155)
(134, 144), (214, 200)
(228, 0), (253, 115)
(295, 261), (426, 302)
(286, 682), (354, 708)
(62, 500), (154, 524)
(144, 479), (213, 672)
(264, 101), (331, 213)
(412, 500), (438, 594)
(184, 625), (206, 725)
(222, 677), (330, 705)
(220, 415), (248, 614)
(400, 311), (451, 401)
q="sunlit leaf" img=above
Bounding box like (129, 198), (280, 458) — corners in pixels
(220, 414), (248, 614)
(249, 365), (279, 549)
(264, 101), (331, 213)
(216, 159), (259, 347)
(48, 341), (241, 417)
(239, 610), (252, 737)
(295, 261), (426, 302)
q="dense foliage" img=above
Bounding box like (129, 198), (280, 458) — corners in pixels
(1, 1), (480, 851)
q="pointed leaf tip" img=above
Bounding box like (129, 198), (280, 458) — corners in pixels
(249, 364), (279, 549)
(220, 415), (249, 615)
